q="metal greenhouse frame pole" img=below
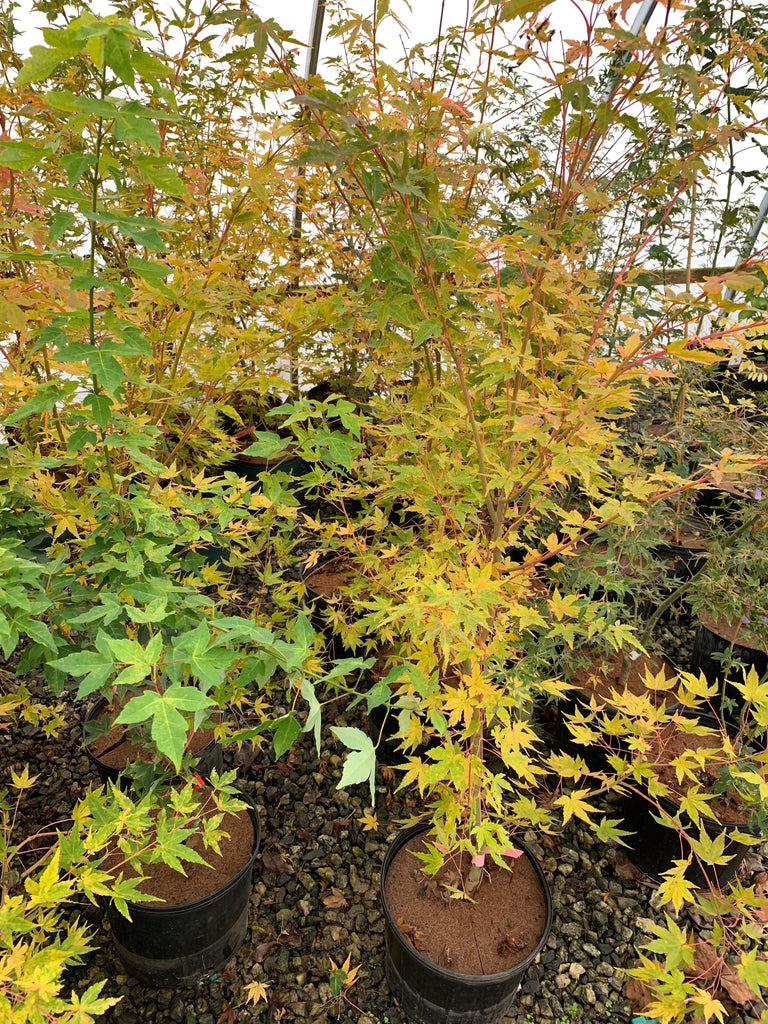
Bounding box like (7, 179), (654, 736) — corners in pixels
(600, 0), (659, 104)
(721, 189), (768, 368)
(289, 0), (327, 386)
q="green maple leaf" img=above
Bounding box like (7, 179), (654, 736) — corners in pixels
(169, 622), (234, 688)
(644, 915), (695, 970)
(737, 949), (768, 999)
(592, 816), (633, 848)
(332, 726), (376, 804)
(273, 714), (300, 759)
(114, 684), (213, 769)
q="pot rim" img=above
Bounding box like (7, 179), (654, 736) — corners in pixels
(117, 794), (261, 916)
(380, 821), (553, 985)
(627, 708), (761, 834)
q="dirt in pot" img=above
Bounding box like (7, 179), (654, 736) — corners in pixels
(646, 720), (751, 825)
(90, 712), (218, 770)
(699, 610), (768, 654)
(570, 651), (678, 708)
(107, 799), (255, 905)
(304, 555), (358, 597)
(385, 834), (547, 976)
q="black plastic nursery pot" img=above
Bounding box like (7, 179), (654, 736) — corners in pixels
(650, 540), (708, 586)
(224, 452), (309, 484)
(692, 617), (768, 717)
(620, 712), (757, 889)
(695, 484), (749, 528)
(380, 823), (553, 1024)
(108, 796), (261, 987)
(83, 697), (224, 788)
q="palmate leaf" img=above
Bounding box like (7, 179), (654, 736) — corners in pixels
(273, 714), (300, 759)
(16, 44), (76, 86)
(4, 382), (69, 425)
(127, 256), (176, 298)
(114, 110), (160, 152)
(556, 789), (596, 825)
(104, 872), (165, 921)
(114, 684), (213, 769)
(168, 622), (235, 689)
(643, 915), (695, 971)
(737, 949), (768, 1000)
(678, 787), (716, 827)
(66, 980), (121, 1020)
(332, 726), (376, 805)
(592, 816), (633, 848)
(84, 392), (112, 429)
(24, 849), (76, 908)
(0, 140), (51, 170)
(104, 27), (134, 85)
(656, 860), (698, 913)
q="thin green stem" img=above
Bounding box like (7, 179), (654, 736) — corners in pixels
(89, 67), (118, 496)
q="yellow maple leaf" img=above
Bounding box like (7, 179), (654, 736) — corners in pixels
(11, 765), (38, 790)
(357, 811), (378, 832)
(243, 980), (269, 1005)
(556, 789), (596, 825)
(330, 954), (361, 990)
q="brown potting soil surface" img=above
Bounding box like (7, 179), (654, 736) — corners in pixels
(112, 804), (255, 906)
(649, 720), (750, 824)
(304, 555), (356, 598)
(704, 474), (761, 499)
(699, 611), (767, 653)
(236, 453), (278, 465)
(91, 714), (216, 769)
(570, 651), (678, 708)
(658, 517), (710, 549)
(385, 834), (547, 976)
(663, 530), (708, 550)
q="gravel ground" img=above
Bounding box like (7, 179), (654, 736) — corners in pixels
(4, 604), (767, 1024)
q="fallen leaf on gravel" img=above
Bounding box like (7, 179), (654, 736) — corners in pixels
(625, 977), (657, 1011)
(614, 851), (644, 880)
(244, 980), (270, 1005)
(216, 1004), (237, 1024)
(396, 917), (427, 952)
(253, 941), (278, 963)
(358, 810), (378, 831)
(322, 887), (348, 909)
(721, 967), (757, 1006)
(686, 904), (714, 927)
(692, 940), (719, 975)
(261, 847), (296, 875)
(279, 921), (303, 947)
(741, 852), (766, 876)
(685, 943), (757, 1008)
